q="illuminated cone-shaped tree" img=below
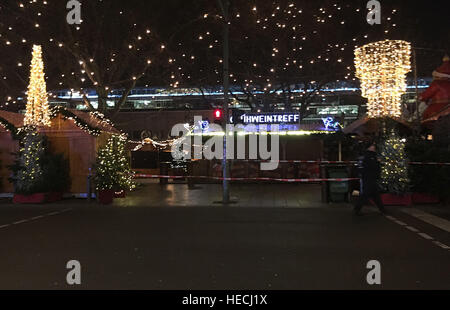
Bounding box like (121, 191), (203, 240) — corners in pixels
(379, 130), (410, 195)
(94, 135), (136, 191)
(114, 135), (136, 191)
(24, 45), (51, 127)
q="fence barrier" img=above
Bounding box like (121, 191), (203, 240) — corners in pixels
(134, 174), (359, 183)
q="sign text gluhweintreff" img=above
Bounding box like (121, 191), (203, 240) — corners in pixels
(239, 113), (300, 124)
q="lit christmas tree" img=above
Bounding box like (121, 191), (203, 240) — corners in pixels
(94, 135), (136, 191)
(380, 130), (410, 194)
(13, 130), (46, 194)
(24, 45), (51, 127)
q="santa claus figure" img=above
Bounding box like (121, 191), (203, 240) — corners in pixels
(420, 55), (450, 120)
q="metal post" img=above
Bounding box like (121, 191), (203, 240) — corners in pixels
(218, 0), (230, 204)
(160, 162), (169, 185)
(87, 168), (92, 202)
(320, 165), (328, 203)
(188, 160), (195, 189)
(413, 48), (420, 122)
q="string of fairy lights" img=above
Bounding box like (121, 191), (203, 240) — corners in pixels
(24, 45), (51, 127)
(13, 43), (121, 136)
(174, 2), (400, 104)
(380, 130), (410, 194)
(1, 42), (190, 146)
(95, 134), (136, 192)
(0, 1), (401, 109)
(355, 40), (411, 118)
(0, 1), (158, 109)
(16, 130), (45, 194)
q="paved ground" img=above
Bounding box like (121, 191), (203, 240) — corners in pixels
(0, 182), (449, 290)
(113, 180), (349, 208)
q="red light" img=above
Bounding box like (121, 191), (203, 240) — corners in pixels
(214, 109), (223, 119)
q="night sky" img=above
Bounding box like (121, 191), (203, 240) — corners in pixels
(0, 0), (449, 108)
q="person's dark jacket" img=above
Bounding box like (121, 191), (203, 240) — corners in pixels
(358, 150), (381, 190)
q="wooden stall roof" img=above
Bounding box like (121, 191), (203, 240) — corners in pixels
(298, 123), (330, 131)
(343, 117), (412, 135)
(0, 110), (24, 128)
(0, 109), (120, 135)
(69, 109), (119, 134)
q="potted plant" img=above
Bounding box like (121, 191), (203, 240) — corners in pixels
(93, 152), (116, 205)
(114, 135), (136, 198)
(9, 130), (71, 204)
(41, 153), (71, 202)
(94, 135), (135, 204)
(10, 129), (47, 204)
(379, 130), (412, 206)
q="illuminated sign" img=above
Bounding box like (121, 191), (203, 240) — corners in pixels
(322, 117), (341, 130)
(214, 109), (223, 119)
(197, 120), (210, 131)
(237, 113), (300, 124)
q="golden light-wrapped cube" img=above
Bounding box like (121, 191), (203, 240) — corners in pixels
(355, 40), (411, 118)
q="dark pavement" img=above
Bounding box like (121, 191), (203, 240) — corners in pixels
(0, 183), (449, 290)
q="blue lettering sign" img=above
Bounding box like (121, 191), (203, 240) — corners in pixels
(236, 113), (300, 124)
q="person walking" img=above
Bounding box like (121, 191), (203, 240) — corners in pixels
(353, 142), (387, 216)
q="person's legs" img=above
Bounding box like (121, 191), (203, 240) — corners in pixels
(371, 190), (387, 214)
(354, 192), (369, 215)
